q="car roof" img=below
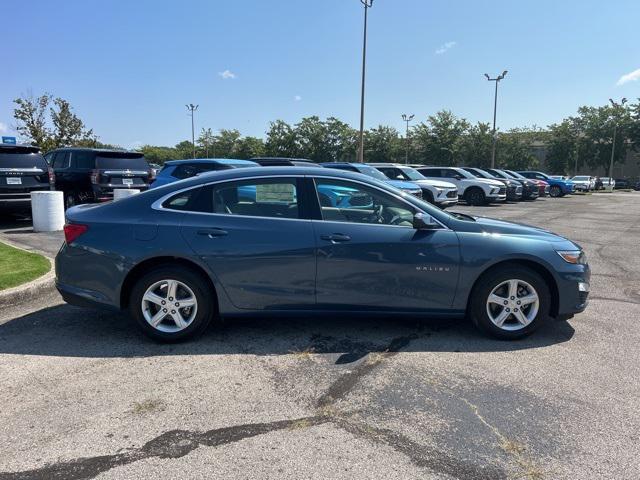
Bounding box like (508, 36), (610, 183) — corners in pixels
(47, 147), (141, 154)
(0, 144), (40, 154)
(251, 157), (313, 162)
(164, 158), (258, 166)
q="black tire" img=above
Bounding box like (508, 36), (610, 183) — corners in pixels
(64, 192), (77, 210)
(423, 190), (435, 205)
(129, 265), (216, 342)
(464, 187), (486, 206)
(549, 185), (562, 198)
(468, 266), (551, 340)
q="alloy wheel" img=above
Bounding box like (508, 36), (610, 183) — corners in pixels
(485, 279), (539, 331)
(141, 279), (198, 333)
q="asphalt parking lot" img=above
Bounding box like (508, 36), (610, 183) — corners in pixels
(1, 192), (639, 480)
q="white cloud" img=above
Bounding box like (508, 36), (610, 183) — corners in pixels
(0, 122), (7, 133)
(435, 41), (457, 55)
(616, 68), (640, 86)
(294, 95), (302, 102)
(218, 69), (237, 80)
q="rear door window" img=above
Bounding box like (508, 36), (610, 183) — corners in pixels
(190, 178), (300, 219)
(72, 151), (95, 169)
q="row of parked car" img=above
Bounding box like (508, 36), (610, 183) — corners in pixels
(0, 142), (633, 216)
(557, 175), (640, 192)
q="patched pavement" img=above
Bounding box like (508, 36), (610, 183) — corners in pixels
(1, 192), (639, 479)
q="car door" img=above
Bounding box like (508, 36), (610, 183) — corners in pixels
(179, 176), (317, 310)
(51, 151), (71, 192)
(311, 177), (460, 311)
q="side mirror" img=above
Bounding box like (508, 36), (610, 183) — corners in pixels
(454, 175), (463, 180)
(413, 212), (439, 230)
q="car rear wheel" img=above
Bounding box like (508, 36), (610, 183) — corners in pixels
(469, 266), (550, 340)
(549, 185), (562, 197)
(129, 266), (215, 342)
(464, 187), (485, 206)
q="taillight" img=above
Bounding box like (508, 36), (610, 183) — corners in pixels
(48, 167), (56, 185)
(64, 224), (88, 244)
(148, 168), (156, 181)
(90, 169), (99, 184)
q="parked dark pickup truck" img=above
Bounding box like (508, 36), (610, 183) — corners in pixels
(44, 148), (153, 208)
(0, 144), (53, 215)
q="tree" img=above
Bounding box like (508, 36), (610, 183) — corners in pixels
(235, 136), (265, 159)
(545, 120), (577, 175)
(13, 93), (96, 151)
(364, 125), (403, 163)
(495, 128), (539, 170)
(412, 111), (470, 166)
(141, 145), (179, 164)
(457, 122), (493, 168)
(265, 120), (299, 157)
(197, 128), (216, 157)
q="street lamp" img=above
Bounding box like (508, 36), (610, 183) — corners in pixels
(357, 0), (373, 163)
(185, 104), (199, 159)
(607, 97), (628, 187)
(484, 70), (508, 168)
(401, 114), (414, 164)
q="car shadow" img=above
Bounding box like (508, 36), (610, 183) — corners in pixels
(0, 304), (575, 362)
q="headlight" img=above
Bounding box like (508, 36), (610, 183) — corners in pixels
(491, 188), (498, 194)
(557, 250), (587, 265)
(435, 188), (443, 195)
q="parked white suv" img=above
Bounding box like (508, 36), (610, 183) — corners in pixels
(369, 163), (458, 208)
(415, 166), (507, 205)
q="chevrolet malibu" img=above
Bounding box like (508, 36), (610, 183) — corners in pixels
(56, 167), (590, 342)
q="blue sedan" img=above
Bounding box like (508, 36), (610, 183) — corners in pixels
(56, 166), (590, 342)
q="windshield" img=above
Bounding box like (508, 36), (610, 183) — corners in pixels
(454, 168), (475, 179)
(488, 169), (508, 179)
(358, 165), (392, 181)
(398, 167), (425, 181)
(506, 170), (526, 180)
(0, 152), (48, 169)
(96, 154), (149, 170)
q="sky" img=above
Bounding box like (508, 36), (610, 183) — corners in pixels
(2, 0), (639, 149)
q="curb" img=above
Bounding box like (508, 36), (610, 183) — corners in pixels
(0, 242), (56, 308)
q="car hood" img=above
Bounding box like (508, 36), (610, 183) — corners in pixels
(476, 178), (505, 187)
(469, 216), (577, 246)
(386, 179), (420, 190)
(411, 179), (457, 189)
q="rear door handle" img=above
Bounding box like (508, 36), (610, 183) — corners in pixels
(320, 233), (351, 243)
(197, 228), (228, 238)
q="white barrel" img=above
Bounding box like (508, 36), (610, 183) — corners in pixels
(31, 191), (65, 232)
(113, 189), (140, 201)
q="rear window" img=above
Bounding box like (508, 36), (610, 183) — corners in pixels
(96, 153), (149, 170)
(0, 152), (49, 169)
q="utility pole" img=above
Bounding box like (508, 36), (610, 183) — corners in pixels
(357, 0), (373, 163)
(401, 114), (414, 164)
(185, 104), (199, 159)
(484, 71), (508, 168)
(608, 98), (627, 187)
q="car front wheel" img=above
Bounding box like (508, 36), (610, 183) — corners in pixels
(549, 185), (562, 197)
(129, 266), (215, 342)
(469, 266), (550, 340)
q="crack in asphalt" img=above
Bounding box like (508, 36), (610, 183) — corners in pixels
(0, 416), (329, 480)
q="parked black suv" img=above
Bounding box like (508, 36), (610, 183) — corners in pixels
(0, 144), (54, 215)
(45, 148), (153, 208)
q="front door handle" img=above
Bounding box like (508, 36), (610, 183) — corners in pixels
(197, 228), (228, 238)
(320, 233), (351, 243)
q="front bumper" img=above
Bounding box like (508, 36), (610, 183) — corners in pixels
(555, 265), (590, 318)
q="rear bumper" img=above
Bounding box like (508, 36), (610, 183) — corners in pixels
(91, 184), (149, 202)
(56, 281), (121, 311)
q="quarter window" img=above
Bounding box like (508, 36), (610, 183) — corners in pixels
(314, 179), (414, 227)
(52, 152), (70, 168)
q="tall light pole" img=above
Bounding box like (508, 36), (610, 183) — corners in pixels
(185, 104), (199, 159)
(608, 97), (627, 186)
(401, 114), (414, 164)
(357, 0), (373, 163)
(484, 70), (507, 168)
